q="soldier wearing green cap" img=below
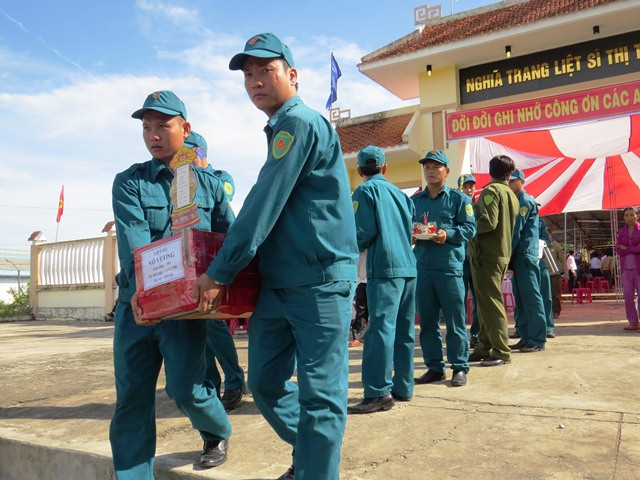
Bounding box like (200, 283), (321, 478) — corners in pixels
(468, 155), (519, 366)
(507, 169), (547, 352)
(185, 132), (236, 203)
(110, 91), (235, 479)
(538, 217), (555, 337)
(412, 150), (476, 387)
(346, 145), (417, 414)
(192, 33), (358, 480)
(184, 131), (245, 410)
(458, 173), (480, 347)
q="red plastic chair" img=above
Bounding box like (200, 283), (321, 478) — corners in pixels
(586, 279), (598, 293)
(226, 318), (249, 335)
(597, 278), (611, 293)
(571, 288), (592, 304)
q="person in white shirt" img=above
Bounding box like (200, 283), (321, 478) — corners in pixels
(567, 250), (577, 291)
(589, 252), (602, 278)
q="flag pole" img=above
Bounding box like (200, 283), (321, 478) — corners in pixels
(55, 223), (59, 242)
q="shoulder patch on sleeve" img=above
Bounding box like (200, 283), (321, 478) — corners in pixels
(465, 203), (474, 218)
(353, 200), (359, 214)
(272, 130), (294, 159)
(520, 206), (529, 217)
(483, 194), (494, 206)
(224, 182), (233, 196)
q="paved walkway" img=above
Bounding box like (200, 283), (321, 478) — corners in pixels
(1, 301), (639, 479)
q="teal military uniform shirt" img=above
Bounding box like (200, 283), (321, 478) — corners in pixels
(352, 174), (416, 279)
(511, 189), (540, 259)
(112, 158), (234, 303)
(206, 96), (358, 287)
(411, 185), (476, 271)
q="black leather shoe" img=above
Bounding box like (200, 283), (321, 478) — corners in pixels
(480, 356), (511, 367)
(391, 391), (412, 402)
(347, 393), (394, 414)
(221, 388), (243, 411)
(468, 352), (486, 362)
(451, 370), (467, 387)
(520, 344), (545, 353)
(199, 438), (228, 468)
(547, 331), (556, 338)
(509, 339), (527, 350)
(508, 331), (520, 339)
(415, 370), (446, 384)
(277, 464), (295, 480)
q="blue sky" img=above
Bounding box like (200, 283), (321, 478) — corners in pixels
(0, 0), (497, 251)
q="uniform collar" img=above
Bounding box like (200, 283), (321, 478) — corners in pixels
(422, 183), (450, 199)
(266, 95), (302, 130)
(149, 158), (173, 182)
(367, 173), (386, 182)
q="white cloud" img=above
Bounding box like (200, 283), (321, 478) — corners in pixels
(0, 16), (415, 252)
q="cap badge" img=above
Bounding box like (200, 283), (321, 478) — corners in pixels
(152, 92), (162, 99)
(248, 36), (259, 46)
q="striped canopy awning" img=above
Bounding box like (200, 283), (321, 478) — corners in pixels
(464, 114), (640, 215)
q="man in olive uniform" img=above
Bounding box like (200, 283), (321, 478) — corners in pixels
(185, 131), (245, 411)
(412, 150), (476, 387)
(469, 155), (519, 367)
(192, 33), (358, 480)
(347, 145), (417, 414)
(459, 173), (479, 347)
(110, 91), (234, 479)
(508, 170), (547, 353)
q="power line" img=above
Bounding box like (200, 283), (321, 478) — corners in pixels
(0, 205), (111, 211)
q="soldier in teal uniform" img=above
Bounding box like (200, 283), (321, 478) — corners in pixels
(185, 131), (245, 411)
(346, 145), (417, 414)
(412, 150), (476, 387)
(192, 33), (358, 480)
(468, 155), (519, 367)
(508, 169), (547, 352)
(110, 91), (234, 479)
(458, 173), (479, 348)
(538, 217), (555, 337)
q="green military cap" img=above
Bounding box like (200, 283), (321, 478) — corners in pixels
(131, 90), (187, 120)
(185, 131), (208, 152)
(229, 33), (295, 71)
(419, 149), (449, 167)
(458, 173), (477, 189)
(357, 145), (386, 167)
(510, 169), (525, 181)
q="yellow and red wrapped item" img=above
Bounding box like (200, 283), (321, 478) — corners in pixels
(134, 230), (259, 321)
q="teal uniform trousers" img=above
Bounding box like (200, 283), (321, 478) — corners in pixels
(248, 281), (354, 479)
(205, 319), (245, 393)
(110, 305), (232, 479)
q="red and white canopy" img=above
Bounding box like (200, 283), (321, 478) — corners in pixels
(464, 114), (640, 215)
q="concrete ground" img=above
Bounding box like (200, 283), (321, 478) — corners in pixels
(1, 300), (639, 480)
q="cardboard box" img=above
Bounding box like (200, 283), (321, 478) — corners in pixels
(134, 230), (259, 320)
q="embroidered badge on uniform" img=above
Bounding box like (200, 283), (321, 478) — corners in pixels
(520, 206), (529, 217)
(272, 131), (294, 159)
(224, 182), (233, 196)
(353, 200), (359, 213)
(483, 194), (494, 206)
(465, 203), (474, 217)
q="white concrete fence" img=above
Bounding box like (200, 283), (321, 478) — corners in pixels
(29, 230), (118, 321)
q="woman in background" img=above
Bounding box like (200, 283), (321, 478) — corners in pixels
(616, 207), (640, 330)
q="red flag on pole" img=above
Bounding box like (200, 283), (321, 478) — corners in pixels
(56, 185), (64, 223)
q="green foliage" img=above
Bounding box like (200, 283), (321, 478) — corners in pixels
(0, 283), (30, 315)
